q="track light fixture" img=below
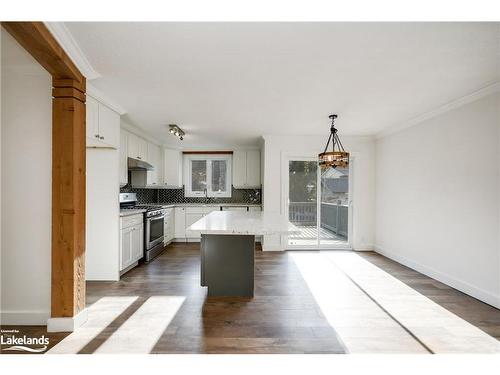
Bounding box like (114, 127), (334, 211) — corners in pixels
(169, 124), (185, 141)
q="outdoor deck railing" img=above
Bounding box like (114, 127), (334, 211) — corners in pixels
(289, 201), (348, 238)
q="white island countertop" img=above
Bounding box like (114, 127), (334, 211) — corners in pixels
(188, 211), (300, 236)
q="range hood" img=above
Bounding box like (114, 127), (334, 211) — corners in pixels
(128, 157), (154, 171)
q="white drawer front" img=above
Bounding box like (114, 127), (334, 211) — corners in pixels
(121, 214), (143, 229)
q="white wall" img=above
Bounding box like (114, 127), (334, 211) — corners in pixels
(375, 93), (500, 308)
(86, 148), (120, 281)
(262, 134), (375, 251)
(1, 31), (52, 324)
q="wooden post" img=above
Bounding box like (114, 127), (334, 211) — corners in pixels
(2, 22), (87, 329)
(51, 78), (86, 319)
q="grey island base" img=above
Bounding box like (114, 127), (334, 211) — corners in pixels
(201, 234), (255, 297)
(189, 211), (299, 297)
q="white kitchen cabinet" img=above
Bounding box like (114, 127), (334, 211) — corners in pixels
(120, 223), (143, 271)
(174, 207), (186, 238)
(120, 214), (143, 273)
(185, 207), (204, 239)
(128, 133), (148, 162)
(132, 141), (163, 187)
(120, 226), (133, 271)
(163, 148), (183, 188)
(246, 150), (261, 187)
(232, 151), (247, 188)
(86, 96), (99, 146)
(232, 150), (261, 188)
(86, 96), (120, 149)
(171, 205), (261, 242)
(249, 206), (262, 242)
(131, 224), (144, 261)
(119, 130), (129, 186)
(163, 208), (174, 244)
(98, 103), (120, 148)
(146, 142), (162, 186)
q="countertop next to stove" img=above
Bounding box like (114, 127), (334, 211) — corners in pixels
(120, 203), (262, 217)
(160, 203), (262, 208)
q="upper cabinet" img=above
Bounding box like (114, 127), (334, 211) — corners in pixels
(163, 148), (183, 188)
(246, 150), (261, 187)
(146, 142), (162, 186)
(86, 96), (99, 144)
(119, 130), (129, 186)
(130, 139), (164, 188)
(232, 150), (261, 188)
(86, 96), (120, 149)
(127, 132), (148, 162)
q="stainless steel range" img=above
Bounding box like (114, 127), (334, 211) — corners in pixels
(119, 193), (166, 262)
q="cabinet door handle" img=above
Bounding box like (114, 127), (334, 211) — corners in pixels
(95, 134), (99, 138)
(100, 136), (104, 140)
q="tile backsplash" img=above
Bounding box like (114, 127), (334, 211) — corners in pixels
(120, 185), (262, 205)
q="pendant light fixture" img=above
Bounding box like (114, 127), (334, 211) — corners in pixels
(318, 114), (349, 170)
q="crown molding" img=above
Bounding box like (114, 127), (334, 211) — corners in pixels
(376, 82), (500, 139)
(120, 120), (164, 147)
(87, 83), (127, 115)
(44, 22), (128, 116)
(44, 22), (101, 80)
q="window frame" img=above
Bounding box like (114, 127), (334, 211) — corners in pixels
(184, 154), (232, 198)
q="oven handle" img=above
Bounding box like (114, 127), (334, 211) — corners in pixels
(147, 214), (165, 222)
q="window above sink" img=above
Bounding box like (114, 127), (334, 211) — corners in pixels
(184, 154), (232, 198)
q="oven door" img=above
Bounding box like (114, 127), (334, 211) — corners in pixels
(146, 214), (165, 249)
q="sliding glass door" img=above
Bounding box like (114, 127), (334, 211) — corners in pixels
(319, 166), (349, 247)
(286, 157), (350, 249)
(287, 160), (318, 246)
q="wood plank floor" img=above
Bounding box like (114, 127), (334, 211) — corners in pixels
(2, 243), (499, 354)
(357, 252), (500, 341)
(80, 243), (346, 354)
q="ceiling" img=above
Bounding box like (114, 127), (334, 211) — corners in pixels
(64, 22), (499, 147)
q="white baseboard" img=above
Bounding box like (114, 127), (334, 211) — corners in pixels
(353, 244), (374, 252)
(262, 244), (284, 251)
(374, 244), (500, 309)
(47, 308), (88, 332)
(1, 310), (50, 325)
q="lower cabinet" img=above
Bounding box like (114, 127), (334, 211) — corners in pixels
(163, 208), (175, 244)
(174, 207), (186, 238)
(173, 205), (262, 242)
(120, 214), (144, 273)
(185, 209), (205, 239)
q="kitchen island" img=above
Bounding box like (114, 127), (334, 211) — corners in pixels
(189, 211), (299, 297)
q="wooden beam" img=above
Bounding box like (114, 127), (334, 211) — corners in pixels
(2, 22), (85, 86)
(3, 22), (87, 323)
(52, 87), (86, 102)
(51, 78), (86, 318)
